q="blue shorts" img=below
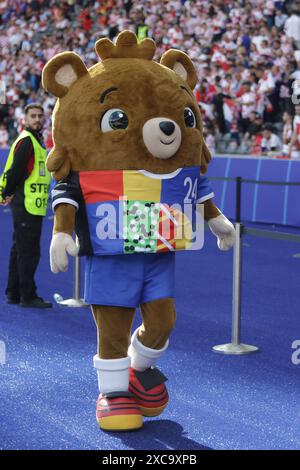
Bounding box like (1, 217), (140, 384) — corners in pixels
(84, 252), (175, 308)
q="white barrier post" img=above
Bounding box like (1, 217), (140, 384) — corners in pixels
(213, 177), (259, 355)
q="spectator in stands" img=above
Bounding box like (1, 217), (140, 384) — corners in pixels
(239, 111), (263, 153)
(261, 123), (282, 155)
(275, 9), (288, 29)
(238, 81), (257, 133)
(290, 104), (300, 158)
(290, 52), (300, 88)
(284, 7), (300, 49)
(282, 112), (293, 155)
(251, 129), (264, 155)
(0, 122), (8, 147)
(278, 72), (293, 115)
(212, 84), (233, 135)
(257, 64), (276, 122)
(0, 74), (5, 104)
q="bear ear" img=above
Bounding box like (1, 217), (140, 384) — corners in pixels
(160, 49), (198, 90)
(42, 52), (88, 98)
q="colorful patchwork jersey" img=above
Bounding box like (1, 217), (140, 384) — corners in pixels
(52, 167), (214, 256)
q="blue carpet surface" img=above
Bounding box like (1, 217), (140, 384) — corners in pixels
(0, 206), (299, 450)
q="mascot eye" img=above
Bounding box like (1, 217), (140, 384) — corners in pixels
(184, 107), (196, 128)
(100, 108), (129, 132)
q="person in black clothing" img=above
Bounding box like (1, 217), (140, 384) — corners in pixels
(0, 103), (52, 308)
(245, 112), (263, 138)
(213, 84), (233, 134)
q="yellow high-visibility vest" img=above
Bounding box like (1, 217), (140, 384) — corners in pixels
(137, 25), (148, 42)
(0, 130), (50, 215)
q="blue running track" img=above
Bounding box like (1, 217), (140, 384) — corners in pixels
(0, 206), (299, 450)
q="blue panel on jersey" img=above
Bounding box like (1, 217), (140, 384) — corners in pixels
(160, 167), (199, 207)
(85, 200), (124, 255)
(160, 166), (212, 207)
(197, 175), (214, 202)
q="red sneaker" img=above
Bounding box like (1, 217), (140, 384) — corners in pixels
(129, 367), (169, 417)
(96, 392), (142, 431)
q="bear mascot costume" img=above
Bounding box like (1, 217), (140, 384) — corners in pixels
(42, 31), (235, 432)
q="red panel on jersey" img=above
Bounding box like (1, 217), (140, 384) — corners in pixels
(79, 170), (123, 203)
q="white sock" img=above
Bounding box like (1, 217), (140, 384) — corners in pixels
(93, 355), (130, 394)
(128, 327), (169, 372)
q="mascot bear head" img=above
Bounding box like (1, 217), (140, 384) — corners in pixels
(42, 30), (210, 180)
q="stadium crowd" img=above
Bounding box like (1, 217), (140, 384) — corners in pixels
(0, 0), (300, 157)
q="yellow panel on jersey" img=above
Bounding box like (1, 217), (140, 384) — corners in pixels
(123, 170), (162, 203)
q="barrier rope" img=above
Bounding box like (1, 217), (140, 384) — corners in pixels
(210, 176), (300, 186)
(207, 175), (300, 242)
(243, 227), (300, 243)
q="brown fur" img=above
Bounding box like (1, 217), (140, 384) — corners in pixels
(92, 298), (176, 359)
(53, 204), (75, 235)
(95, 30), (156, 61)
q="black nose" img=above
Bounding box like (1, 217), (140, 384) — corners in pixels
(159, 121), (175, 136)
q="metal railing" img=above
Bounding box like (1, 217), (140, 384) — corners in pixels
(212, 176), (300, 355)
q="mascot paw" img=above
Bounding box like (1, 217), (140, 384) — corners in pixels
(129, 367), (169, 417)
(208, 214), (236, 251)
(50, 232), (79, 273)
(96, 392), (143, 431)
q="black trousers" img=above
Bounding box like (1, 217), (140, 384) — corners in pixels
(6, 205), (43, 301)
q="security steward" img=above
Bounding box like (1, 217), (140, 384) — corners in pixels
(0, 103), (52, 308)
